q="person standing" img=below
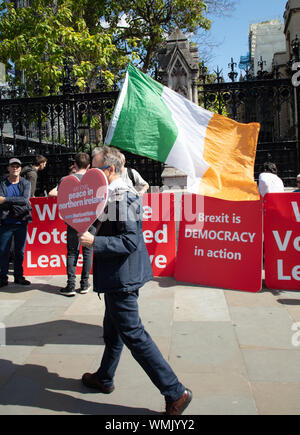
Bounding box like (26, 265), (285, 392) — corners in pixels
(294, 174), (300, 192)
(59, 153), (95, 297)
(21, 155), (47, 197)
(258, 162), (284, 197)
(0, 158), (32, 287)
(120, 153), (149, 195)
(78, 146), (192, 415)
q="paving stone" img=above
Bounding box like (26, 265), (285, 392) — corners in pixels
(229, 306), (295, 349)
(251, 382), (300, 415)
(169, 322), (247, 375)
(0, 300), (27, 322)
(176, 372), (257, 415)
(1, 274), (300, 415)
(174, 288), (230, 322)
(225, 289), (280, 307)
(242, 349), (300, 382)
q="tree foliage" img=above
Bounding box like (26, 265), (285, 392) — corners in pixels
(101, 0), (211, 72)
(0, 0), (236, 93)
(0, 0), (124, 94)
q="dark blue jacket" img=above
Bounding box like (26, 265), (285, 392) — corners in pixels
(92, 183), (153, 294)
(0, 177), (32, 223)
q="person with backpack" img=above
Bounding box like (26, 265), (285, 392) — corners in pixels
(21, 155), (47, 197)
(120, 153), (149, 195)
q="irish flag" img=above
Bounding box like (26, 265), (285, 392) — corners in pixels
(105, 64), (260, 201)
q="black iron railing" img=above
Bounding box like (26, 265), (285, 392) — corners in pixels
(199, 76), (300, 186)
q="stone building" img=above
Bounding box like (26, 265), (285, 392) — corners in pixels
(249, 19), (286, 75)
(157, 29), (200, 188)
(157, 29), (199, 104)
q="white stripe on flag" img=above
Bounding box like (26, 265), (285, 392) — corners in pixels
(162, 86), (212, 179)
(105, 72), (129, 145)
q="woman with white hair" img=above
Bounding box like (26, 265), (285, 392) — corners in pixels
(258, 162), (284, 197)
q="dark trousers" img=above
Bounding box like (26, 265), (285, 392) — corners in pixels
(0, 223), (27, 280)
(66, 225), (94, 289)
(96, 290), (185, 402)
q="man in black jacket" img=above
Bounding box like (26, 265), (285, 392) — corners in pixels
(78, 146), (192, 415)
(0, 158), (32, 287)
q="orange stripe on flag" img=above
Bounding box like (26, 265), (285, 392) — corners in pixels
(198, 114), (260, 201)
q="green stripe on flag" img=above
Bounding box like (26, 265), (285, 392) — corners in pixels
(109, 64), (178, 163)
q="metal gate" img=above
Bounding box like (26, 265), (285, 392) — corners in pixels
(0, 68), (164, 195)
(199, 76), (300, 187)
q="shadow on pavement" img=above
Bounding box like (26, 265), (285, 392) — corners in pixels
(5, 320), (104, 346)
(1, 282), (64, 295)
(0, 359), (159, 415)
(277, 299), (300, 306)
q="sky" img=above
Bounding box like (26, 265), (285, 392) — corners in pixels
(203, 0), (288, 78)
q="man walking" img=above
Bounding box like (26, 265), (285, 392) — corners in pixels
(60, 152), (95, 296)
(78, 146), (192, 415)
(0, 158), (32, 287)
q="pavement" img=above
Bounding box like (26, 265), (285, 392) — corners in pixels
(0, 274), (300, 415)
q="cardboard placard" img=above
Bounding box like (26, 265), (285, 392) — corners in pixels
(57, 168), (108, 233)
(142, 193), (176, 277)
(264, 193), (300, 290)
(175, 195), (263, 293)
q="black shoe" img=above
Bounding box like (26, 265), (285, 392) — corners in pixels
(0, 279), (8, 288)
(59, 286), (76, 297)
(79, 284), (91, 294)
(14, 277), (31, 286)
(82, 373), (114, 394)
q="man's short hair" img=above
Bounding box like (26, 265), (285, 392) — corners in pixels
(120, 153), (126, 164)
(297, 174), (300, 180)
(35, 155), (47, 166)
(97, 146), (123, 175)
(74, 152), (90, 169)
(92, 147), (102, 158)
(263, 162), (278, 175)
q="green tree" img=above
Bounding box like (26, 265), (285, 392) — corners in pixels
(0, 0), (236, 92)
(0, 0), (124, 94)
(101, 0), (211, 72)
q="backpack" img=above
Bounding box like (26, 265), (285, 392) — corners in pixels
(127, 167), (136, 186)
(21, 165), (34, 178)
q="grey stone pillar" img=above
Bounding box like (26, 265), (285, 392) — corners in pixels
(157, 29), (199, 189)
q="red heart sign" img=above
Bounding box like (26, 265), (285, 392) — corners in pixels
(57, 168), (108, 233)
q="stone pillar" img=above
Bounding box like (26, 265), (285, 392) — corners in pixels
(157, 29), (199, 189)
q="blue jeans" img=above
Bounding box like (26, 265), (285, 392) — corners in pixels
(96, 290), (185, 402)
(0, 223), (27, 280)
(66, 225), (94, 289)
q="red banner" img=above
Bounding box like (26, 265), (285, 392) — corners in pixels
(142, 193), (176, 277)
(24, 194), (176, 277)
(24, 198), (69, 275)
(175, 195), (263, 293)
(264, 193), (300, 290)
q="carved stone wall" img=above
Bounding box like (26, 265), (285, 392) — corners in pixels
(157, 29), (199, 104)
(157, 29), (199, 189)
